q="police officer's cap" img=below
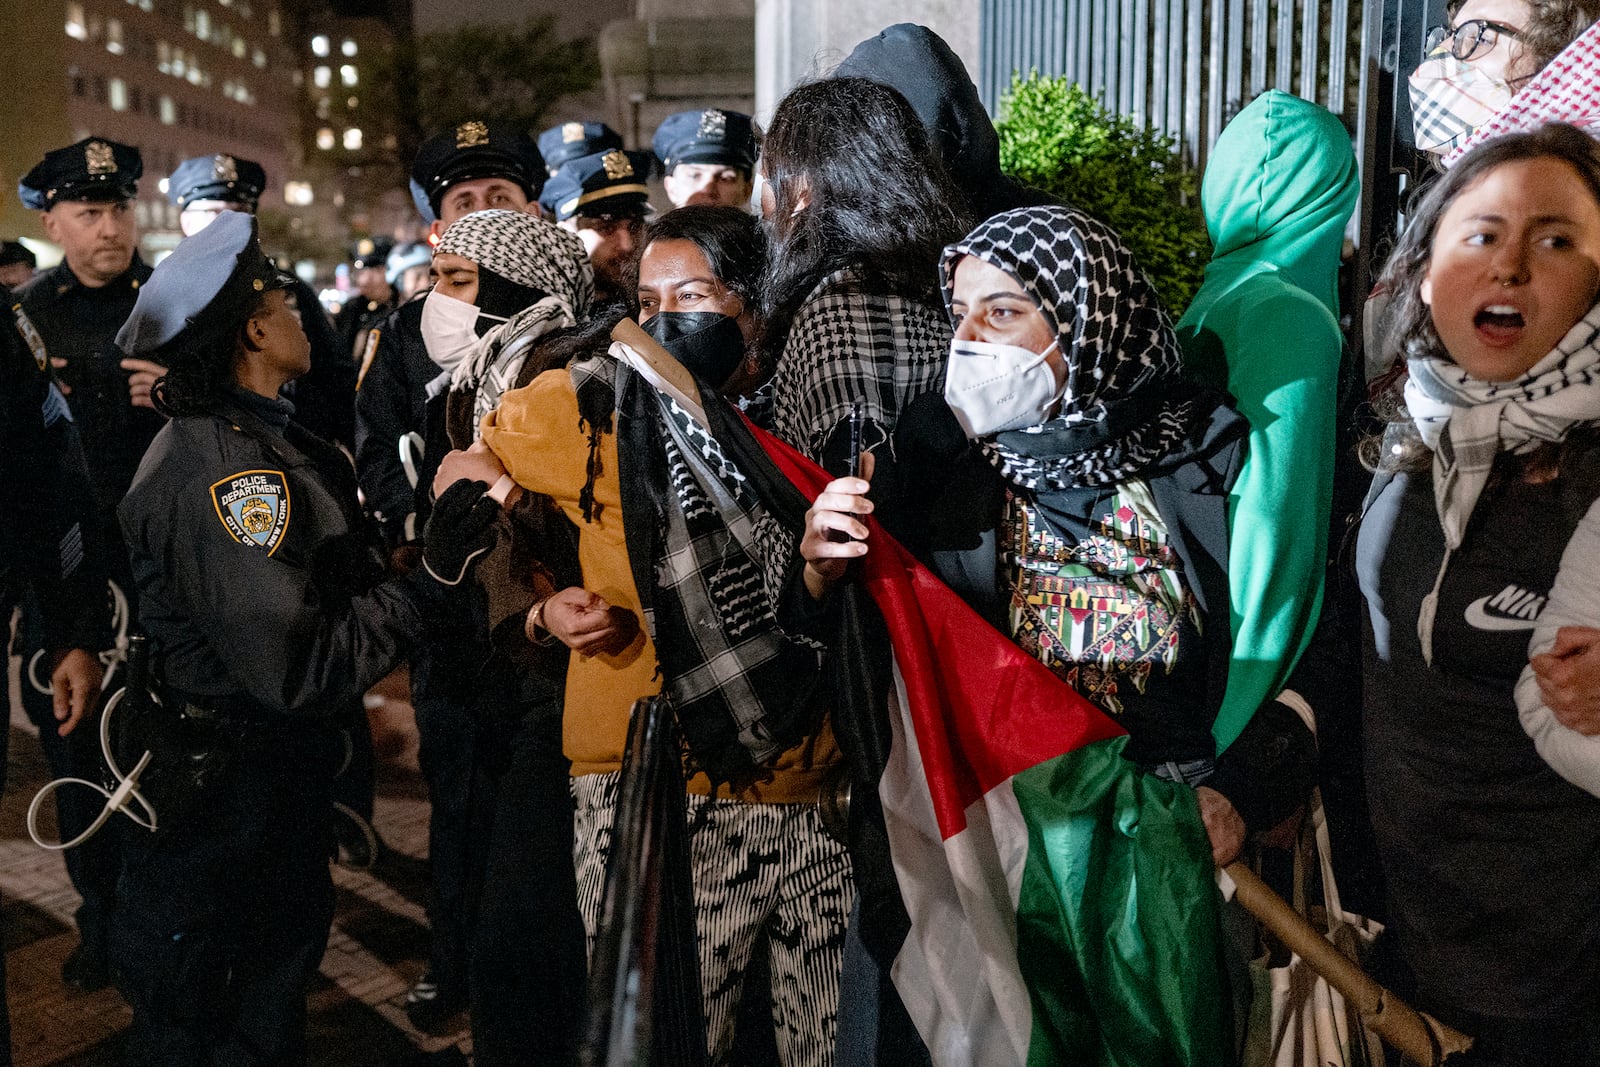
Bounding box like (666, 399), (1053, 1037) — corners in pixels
(167, 154), (266, 210)
(411, 121), (544, 218)
(537, 121), (624, 177)
(652, 109), (757, 174)
(116, 212), (296, 358)
(386, 241), (431, 287)
(0, 241), (36, 269)
(349, 236), (395, 271)
(538, 150), (653, 222)
(19, 137), (142, 211)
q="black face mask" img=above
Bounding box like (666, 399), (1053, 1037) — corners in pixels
(640, 311), (746, 387)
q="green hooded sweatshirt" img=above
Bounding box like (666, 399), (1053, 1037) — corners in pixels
(1175, 90), (1358, 755)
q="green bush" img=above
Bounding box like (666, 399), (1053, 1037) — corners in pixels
(996, 73), (1210, 315)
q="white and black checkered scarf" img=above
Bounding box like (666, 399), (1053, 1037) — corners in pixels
(570, 347), (825, 781)
(436, 209), (593, 429)
(1404, 301), (1600, 662)
(941, 205), (1206, 489)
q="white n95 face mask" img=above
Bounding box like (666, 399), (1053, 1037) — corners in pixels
(420, 289), (494, 373)
(942, 337), (1064, 438)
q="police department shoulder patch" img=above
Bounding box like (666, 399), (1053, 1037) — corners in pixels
(210, 469), (291, 554)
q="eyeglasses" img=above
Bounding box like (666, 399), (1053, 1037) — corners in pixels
(1425, 18), (1522, 62)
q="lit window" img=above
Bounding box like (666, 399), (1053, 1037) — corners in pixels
(311, 34), (328, 56)
(339, 64), (357, 87)
(173, 49), (186, 76)
(346, 95), (357, 109)
(315, 95), (330, 118)
(66, 2), (87, 39)
(233, 36), (245, 57)
(317, 127), (335, 150)
(341, 38), (356, 57)
(284, 181), (314, 206)
(107, 18), (123, 53)
(160, 95), (176, 124)
(253, 48), (265, 67)
(183, 6), (194, 32)
(194, 9), (208, 37)
(157, 40), (170, 72)
(135, 200), (149, 226)
(109, 77), (127, 110)
(313, 66), (330, 88)
(268, 8), (280, 35)
(343, 127), (362, 150)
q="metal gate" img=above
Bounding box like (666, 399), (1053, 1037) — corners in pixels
(978, 0), (1446, 320)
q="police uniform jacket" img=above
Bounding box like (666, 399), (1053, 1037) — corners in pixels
(15, 257), (158, 516)
(0, 300), (109, 653)
(120, 390), (438, 716)
(353, 298), (438, 548)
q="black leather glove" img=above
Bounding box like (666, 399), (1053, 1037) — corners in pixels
(421, 479), (500, 585)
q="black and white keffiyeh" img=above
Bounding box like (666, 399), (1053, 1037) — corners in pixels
(770, 265), (951, 460)
(435, 209), (593, 428)
(569, 348), (825, 780)
(940, 205), (1205, 489)
(1404, 301), (1600, 662)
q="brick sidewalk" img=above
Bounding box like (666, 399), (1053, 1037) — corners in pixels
(3, 667), (471, 1066)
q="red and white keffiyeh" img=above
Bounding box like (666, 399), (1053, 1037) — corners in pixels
(1444, 19), (1600, 166)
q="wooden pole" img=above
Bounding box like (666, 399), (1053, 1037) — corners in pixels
(1224, 861), (1474, 1065)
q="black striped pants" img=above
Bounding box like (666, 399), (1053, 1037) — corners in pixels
(572, 772), (854, 1067)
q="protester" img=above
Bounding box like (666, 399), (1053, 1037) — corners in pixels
(111, 212), (493, 1063)
(832, 23), (1053, 223)
(1361, 123), (1600, 1065)
(1410, 0), (1600, 158)
(416, 207), (594, 1062)
(351, 120), (548, 1030)
(435, 205), (851, 1066)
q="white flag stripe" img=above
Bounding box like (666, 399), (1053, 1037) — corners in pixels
(879, 662), (1034, 1067)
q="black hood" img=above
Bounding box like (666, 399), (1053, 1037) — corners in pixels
(834, 23), (1054, 222)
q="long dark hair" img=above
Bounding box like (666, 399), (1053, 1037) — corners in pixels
(759, 77), (968, 361)
(150, 288), (269, 418)
(1366, 123), (1600, 470)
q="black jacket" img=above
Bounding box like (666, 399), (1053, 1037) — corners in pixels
(119, 392), (441, 716)
(0, 298), (110, 653)
(353, 297), (436, 548)
(15, 257), (158, 517)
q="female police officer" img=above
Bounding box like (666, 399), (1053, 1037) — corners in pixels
(110, 212), (496, 1064)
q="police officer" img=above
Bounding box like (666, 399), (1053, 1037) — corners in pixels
(14, 135), (150, 991)
(539, 148), (653, 304)
(353, 119), (546, 1031)
(334, 236), (395, 365)
(111, 212), (495, 1062)
(652, 108), (758, 209)
(167, 153), (356, 448)
(0, 240), (37, 289)
(1, 297), (112, 1061)
(386, 240), (433, 305)
(537, 119), (624, 178)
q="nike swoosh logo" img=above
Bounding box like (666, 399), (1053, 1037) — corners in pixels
(1464, 597), (1538, 631)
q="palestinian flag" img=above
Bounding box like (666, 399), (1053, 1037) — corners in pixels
(750, 422), (1235, 1067)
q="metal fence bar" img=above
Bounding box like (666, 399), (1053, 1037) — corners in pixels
(1300, 0), (1320, 102)
(1184, 0), (1203, 164)
(1132, 0), (1151, 126)
(1276, 0), (1295, 90)
(1167, 0), (1185, 135)
(1251, 0), (1270, 96)
(1329, 0), (1350, 111)
(1207, 0), (1226, 166)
